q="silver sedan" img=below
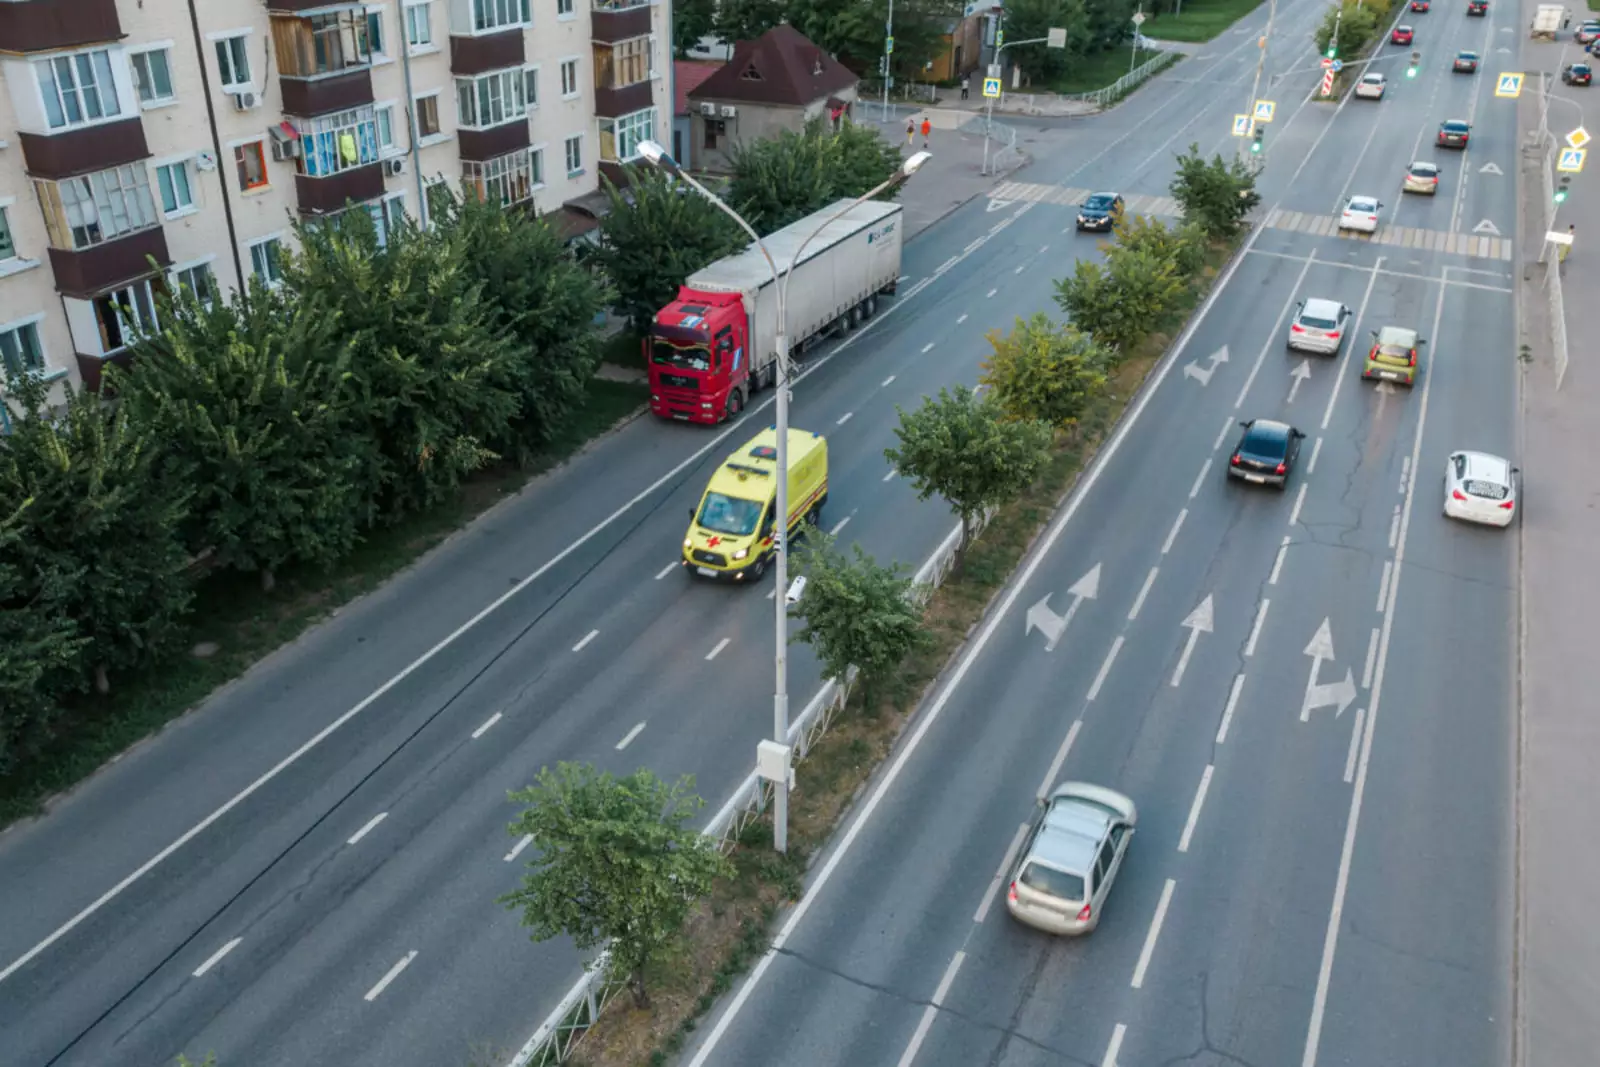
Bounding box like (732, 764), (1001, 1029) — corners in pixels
(1007, 782), (1137, 936)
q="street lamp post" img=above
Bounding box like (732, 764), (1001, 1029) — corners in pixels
(635, 141), (931, 853)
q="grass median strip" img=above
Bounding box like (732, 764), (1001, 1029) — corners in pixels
(561, 242), (1239, 1067)
(1139, 0), (1266, 42)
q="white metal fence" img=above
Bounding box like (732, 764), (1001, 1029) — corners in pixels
(1058, 51), (1179, 108)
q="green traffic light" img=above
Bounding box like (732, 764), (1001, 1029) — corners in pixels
(1406, 66), (1418, 78)
(1251, 140), (1262, 153)
(1325, 45), (1337, 58)
(1555, 189), (1569, 203)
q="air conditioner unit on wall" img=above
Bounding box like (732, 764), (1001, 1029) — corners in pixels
(699, 101), (716, 116)
(232, 91), (258, 111)
(719, 104), (737, 118)
(269, 139), (300, 162)
(385, 157), (406, 176)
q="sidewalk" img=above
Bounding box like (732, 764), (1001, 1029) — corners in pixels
(860, 105), (1031, 237)
(1513, 6), (1600, 1065)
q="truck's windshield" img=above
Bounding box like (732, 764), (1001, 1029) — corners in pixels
(652, 338), (712, 372)
(696, 492), (764, 536)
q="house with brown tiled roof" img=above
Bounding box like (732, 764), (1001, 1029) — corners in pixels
(673, 60), (725, 171)
(686, 25), (860, 173)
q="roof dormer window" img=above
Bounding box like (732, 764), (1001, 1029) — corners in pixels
(740, 64), (762, 81)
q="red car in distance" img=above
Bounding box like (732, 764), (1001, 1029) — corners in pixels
(1411, 0), (1430, 11)
(1392, 25), (1415, 44)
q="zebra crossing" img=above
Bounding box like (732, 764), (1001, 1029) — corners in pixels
(987, 181), (1515, 263)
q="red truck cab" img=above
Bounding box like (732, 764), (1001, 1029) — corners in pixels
(648, 289), (759, 425)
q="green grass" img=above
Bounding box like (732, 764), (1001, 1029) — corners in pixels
(0, 377), (649, 829)
(1047, 45), (1152, 94)
(1140, 0), (1268, 42)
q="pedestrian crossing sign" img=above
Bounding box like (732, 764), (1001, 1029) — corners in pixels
(1559, 147), (1587, 173)
(983, 76), (1002, 98)
(1495, 72), (1523, 98)
(1253, 100), (1276, 123)
(1233, 114), (1251, 136)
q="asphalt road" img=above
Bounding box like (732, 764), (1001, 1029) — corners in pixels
(683, 6), (1522, 1067)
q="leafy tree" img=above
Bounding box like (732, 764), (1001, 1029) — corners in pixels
(1315, 2), (1380, 60)
(713, 0), (958, 81)
(0, 374), (191, 695)
(114, 278), (371, 591)
(712, 0), (785, 46)
(980, 313), (1110, 435)
(884, 386), (1052, 551)
(590, 167), (745, 335)
(1112, 213), (1206, 278)
(284, 206), (520, 520)
(0, 501), (86, 774)
(1079, 0), (1138, 50)
(501, 763), (731, 1008)
(674, 0), (719, 56)
(434, 189), (611, 455)
(790, 530), (930, 708)
(730, 121), (903, 234)
(175, 1055), (217, 1067)
(1168, 143), (1262, 242)
(1053, 243), (1187, 354)
(1003, 0), (1092, 82)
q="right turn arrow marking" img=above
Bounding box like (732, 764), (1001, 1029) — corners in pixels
(1301, 617), (1357, 721)
(1025, 563), (1101, 651)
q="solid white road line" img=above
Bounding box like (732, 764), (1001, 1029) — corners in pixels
(682, 213), (1269, 1067)
(471, 712), (502, 740)
(1178, 766), (1214, 854)
(705, 638), (731, 661)
(1128, 567), (1159, 621)
(1308, 436), (1323, 474)
(192, 937), (242, 978)
(1301, 269), (1450, 1067)
(364, 950), (418, 1002)
(503, 834), (533, 863)
(1376, 560), (1394, 613)
(615, 722), (647, 751)
(1362, 626), (1380, 690)
(1036, 720), (1083, 801)
(1087, 637), (1124, 702)
(829, 516), (851, 536)
(1319, 255), (1386, 433)
(1188, 459), (1212, 500)
(1161, 509), (1188, 555)
(1213, 416), (1233, 452)
(1131, 879), (1176, 989)
(1235, 250), (1318, 411)
(883, 375), (896, 387)
(1217, 674), (1245, 745)
(896, 951), (966, 1067)
(572, 629), (599, 653)
(1289, 482), (1308, 528)
(836, 412), (854, 426)
(1245, 599), (1270, 659)
(346, 813), (387, 846)
(974, 823), (1031, 924)
(654, 563), (675, 580)
(1343, 708), (1366, 784)
(1102, 1023), (1128, 1067)
(1269, 536), (1290, 585)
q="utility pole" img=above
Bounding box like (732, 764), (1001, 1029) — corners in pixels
(980, 25), (1066, 175)
(881, 0), (895, 121)
(1239, 0), (1279, 160)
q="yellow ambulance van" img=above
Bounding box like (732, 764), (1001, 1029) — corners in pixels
(681, 427), (829, 582)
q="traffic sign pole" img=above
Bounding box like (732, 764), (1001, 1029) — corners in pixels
(1239, 0), (1279, 161)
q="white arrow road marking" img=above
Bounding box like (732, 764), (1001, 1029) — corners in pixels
(1183, 345), (1230, 385)
(1025, 564), (1101, 650)
(1301, 617), (1358, 720)
(1472, 218), (1501, 236)
(1479, 162), (1503, 175)
(1374, 379), (1397, 413)
(1171, 594), (1214, 687)
(1287, 359), (1313, 402)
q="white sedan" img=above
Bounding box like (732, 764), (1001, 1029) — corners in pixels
(1339, 195), (1383, 233)
(1444, 450), (1518, 527)
(1355, 72), (1387, 99)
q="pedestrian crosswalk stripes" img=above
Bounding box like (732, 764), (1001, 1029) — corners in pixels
(987, 181), (1515, 262)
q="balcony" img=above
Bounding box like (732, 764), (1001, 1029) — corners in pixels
(591, 0), (650, 43)
(19, 119), (148, 180)
(458, 121), (530, 163)
(451, 29), (524, 76)
(280, 69), (374, 118)
(0, 0), (122, 53)
(295, 164), (386, 215)
(270, 7), (373, 84)
(594, 79), (651, 119)
(47, 226), (169, 299)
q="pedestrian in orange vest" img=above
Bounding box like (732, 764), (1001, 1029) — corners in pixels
(920, 117), (932, 147)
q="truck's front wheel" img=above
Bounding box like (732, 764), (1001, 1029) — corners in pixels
(723, 387), (745, 421)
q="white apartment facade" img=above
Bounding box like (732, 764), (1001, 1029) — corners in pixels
(0, 0), (671, 400)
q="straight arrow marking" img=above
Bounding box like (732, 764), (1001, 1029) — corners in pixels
(1171, 594), (1214, 687)
(1301, 617), (1357, 720)
(1182, 345), (1230, 386)
(1287, 359), (1313, 402)
(1026, 563), (1101, 651)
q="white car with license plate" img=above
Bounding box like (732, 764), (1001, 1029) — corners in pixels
(1339, 195), (1383, 233)
(1287, 297), (1352, 354)
(1444, 451), (1518, 526)
(1007, 782), (1137, 936)
(1355, 72), (1387, 98)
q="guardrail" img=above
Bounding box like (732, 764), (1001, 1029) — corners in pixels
(507, 508), (991, 1067)
(1057, 50), (1179, 109)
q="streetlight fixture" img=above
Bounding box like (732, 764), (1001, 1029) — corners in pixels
(635, 140), (929, 853)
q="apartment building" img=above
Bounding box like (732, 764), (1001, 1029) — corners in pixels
(0, 0), (671, 395)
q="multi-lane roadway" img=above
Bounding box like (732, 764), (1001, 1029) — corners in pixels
(0, 0), (1526, 1064)
(683, 5), (1522, 1067)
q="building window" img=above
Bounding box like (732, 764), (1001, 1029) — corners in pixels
(249, 237), (285, 287)
(415, 93), (442, 138)
(557, 0), (573, 14)
(0, 207), (16, 261)
(93, 279), (163, 354)
(298, 107), (381, 177)
(456, 67), (534, 130)
(560, 58), (579, 97)
(524, 65), (540, 109)
(0, 318), (47, 377)
(530, 146), (545, 187)
(362, 194), (407, 247)
(405, 0), (434, 49)
(376, 103), (398, 152)
(564, 134), (582, 175)
(366, 7), (388, 60)
(214, 34), (252, 91)
(425, 179), (452, 219)
(473, 0), (531, 31)
(34, 165), (159, 251)
(37, 49), (124, 130)
(704, 117), (725, 150)
(235, 141), (269, 191)
(462, 149), (535, 207)
(155, 161), (195, 216)
(271, 10), (372, 79)
(130, 47), (176, 106)
(595, 36), (649, 90)
(173, 262), (218, 308)
(598, 108), (654, 164)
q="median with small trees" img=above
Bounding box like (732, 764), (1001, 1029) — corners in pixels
(485, 144), (1260, 1067)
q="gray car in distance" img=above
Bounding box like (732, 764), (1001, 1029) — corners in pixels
(1006, 782), (1138, 936)
(1288, 297), (1352, 354)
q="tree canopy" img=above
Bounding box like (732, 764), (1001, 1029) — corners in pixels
(980, 313), (1111, 434)
(729, 121), (904, 234)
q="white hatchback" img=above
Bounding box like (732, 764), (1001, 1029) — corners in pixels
(1355, 72), (1387, 98)
(1444, 450), (1518, 527)
(1339, 195), (1383, 233)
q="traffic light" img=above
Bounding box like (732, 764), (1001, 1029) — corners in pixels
(1556, 176), (1572, 203)
(1251, 127), (1264, 153)
(1325, 43), (1337, 58)
(1407, 51), (1420, 78)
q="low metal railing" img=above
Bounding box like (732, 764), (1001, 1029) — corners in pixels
(1058, 51), (1179, 108)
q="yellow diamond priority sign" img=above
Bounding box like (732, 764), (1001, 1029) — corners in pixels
(1567, 125), (1591, 150)
(1495, 72), (1524, 98)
